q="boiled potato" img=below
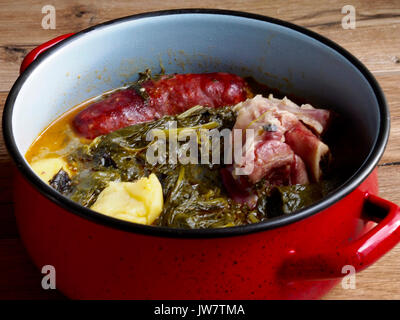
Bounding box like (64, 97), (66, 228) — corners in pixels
(31, 157), (71, 184)
(90, 174), (163, 225)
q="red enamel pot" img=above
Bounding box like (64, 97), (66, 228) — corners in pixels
(3, 10), (400, 299)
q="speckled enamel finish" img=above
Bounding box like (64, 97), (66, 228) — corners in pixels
(12, 169), (389, 299)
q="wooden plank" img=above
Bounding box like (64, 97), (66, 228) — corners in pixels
(325, 165), (400, 299)
(378, 165), (400, 204)
(1, 0), (399, 45)
(0, 0), (400, 91)
(325, 244), (400, 299)
(0, 204), (18, 239)
(376, 74), (400, 165)
(0, 45), (35, 92)
(0, 0), (399, 300)
(0, 92), (13, 164)
(0, 238), (64, 299)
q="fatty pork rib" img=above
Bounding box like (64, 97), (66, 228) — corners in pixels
(266, 95), (331, 135)
(285, 122), (330, 182)
(231, 94), (331, 187)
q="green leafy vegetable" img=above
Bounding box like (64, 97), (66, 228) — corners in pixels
(56, 103), (339, 229)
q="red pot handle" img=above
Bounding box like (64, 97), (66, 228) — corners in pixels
(279, 193), (400, 280)
(20, 33), (75, 74)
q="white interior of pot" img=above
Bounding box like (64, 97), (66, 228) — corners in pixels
(11, 13), (380, 177)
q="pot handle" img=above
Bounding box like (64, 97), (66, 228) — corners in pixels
(20, 33), (75, 74)
(279, 193), (400, 281)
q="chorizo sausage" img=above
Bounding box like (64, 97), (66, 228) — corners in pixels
(73, 72), (250, 139)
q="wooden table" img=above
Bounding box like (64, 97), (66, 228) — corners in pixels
(0, 0), (399, 300)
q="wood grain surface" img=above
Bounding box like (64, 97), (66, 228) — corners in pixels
(0, 0), (399, 300)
